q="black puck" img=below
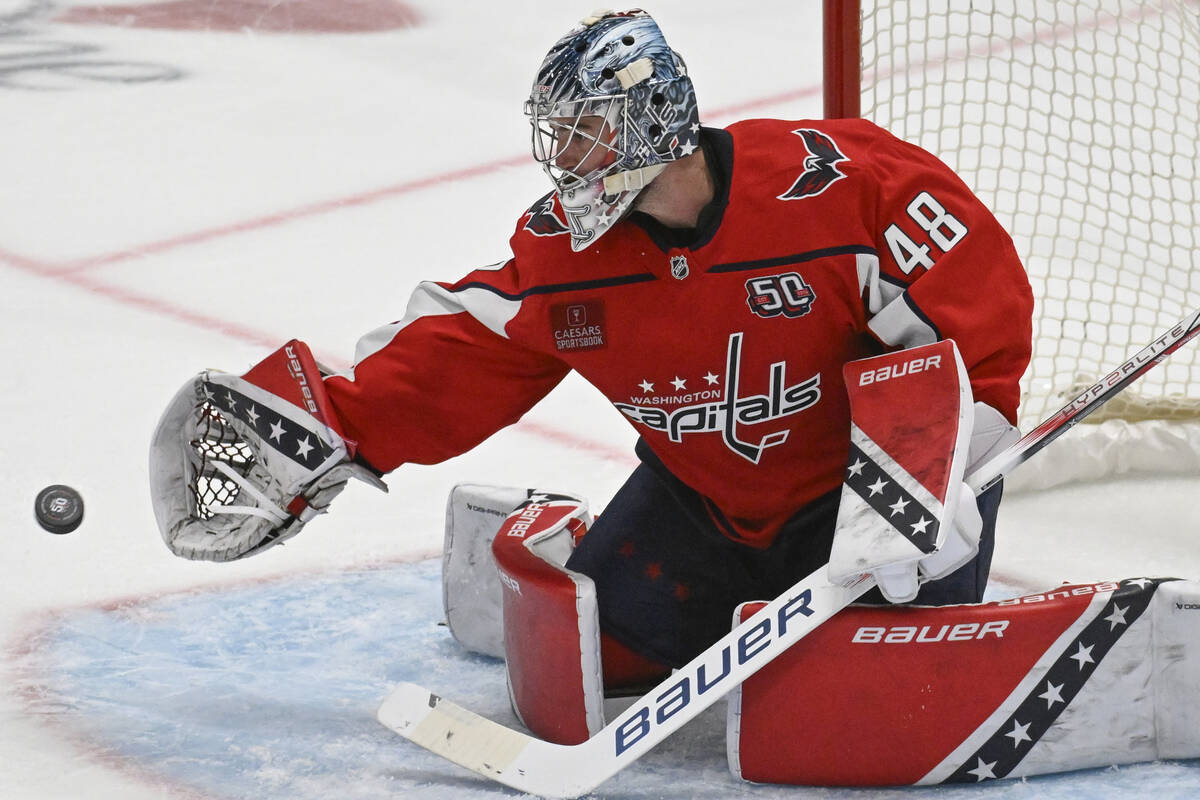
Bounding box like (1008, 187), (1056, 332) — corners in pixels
(35, 485), (85, 534)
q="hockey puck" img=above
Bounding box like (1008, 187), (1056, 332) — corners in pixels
(34, 485), (85, 534)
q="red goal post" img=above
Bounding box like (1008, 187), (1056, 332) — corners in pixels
(822, 0), (862, 119)
(822, 0), (1200, 489)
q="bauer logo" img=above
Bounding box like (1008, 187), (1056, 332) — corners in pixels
(498, 570), (521, 596)
(858, 353), (942, 386)
(502, 501), (548, 539)
(851, 621), (1008, 643)
(284, 345), (319, 414)
(612, 588), (815, 757)
(550, 301), (606, 352)
(996, 582), (1121, 605)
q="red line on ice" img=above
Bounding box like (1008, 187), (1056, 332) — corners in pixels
(5, 0), (1145, 461)
(0, 92), (810, 466)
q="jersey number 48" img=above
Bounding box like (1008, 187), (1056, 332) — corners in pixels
(883, 191), (969, 274)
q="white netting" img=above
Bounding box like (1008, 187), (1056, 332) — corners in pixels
(191, 402), (256, 520)
(859, 0), (1200, 486)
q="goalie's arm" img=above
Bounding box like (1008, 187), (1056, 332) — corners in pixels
(323, 280), (571, 473)
(861, 125), (1035, 425)
(150, 277), (570, 562)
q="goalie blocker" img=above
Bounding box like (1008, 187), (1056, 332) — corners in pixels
(829, 339), (984, 604)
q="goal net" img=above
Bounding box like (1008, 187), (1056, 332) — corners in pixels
(826, 0), (1200, 488)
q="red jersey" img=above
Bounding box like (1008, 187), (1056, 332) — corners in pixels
(324, 118), (1033, 548)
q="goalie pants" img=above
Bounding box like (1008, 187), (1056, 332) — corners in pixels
(565, 439), (1003, 668)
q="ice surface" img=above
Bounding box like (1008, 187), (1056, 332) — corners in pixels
(2, 1), (1198, 798)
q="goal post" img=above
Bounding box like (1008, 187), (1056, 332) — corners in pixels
(824, 0), (1200, 488)
(823, 0), (862, 119)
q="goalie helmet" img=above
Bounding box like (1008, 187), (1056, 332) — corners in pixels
(525, 10), (701, 251)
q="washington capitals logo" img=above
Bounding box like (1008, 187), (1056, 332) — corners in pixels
(612, 333), (821, 463)
(522, 193), (570, 237)
(778, 128), (849, 200)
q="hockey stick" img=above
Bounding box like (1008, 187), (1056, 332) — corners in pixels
(381, 572), (875, 798)
(377, 306), (1200, 799)
(968, 307), (1200, 494)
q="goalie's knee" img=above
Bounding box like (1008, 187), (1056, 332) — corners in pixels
(440, 483), (671, 744)
(442, 484), (605, 743)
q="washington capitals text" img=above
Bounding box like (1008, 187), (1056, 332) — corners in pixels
(614, 333), (820, 463)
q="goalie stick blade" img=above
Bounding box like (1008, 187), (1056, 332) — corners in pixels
(378, 572), (875, 798)
(378, 684), (544, 787)
(378, 683), (590, 798)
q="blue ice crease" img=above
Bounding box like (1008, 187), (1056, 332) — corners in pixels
(18, 558), (1200, 800)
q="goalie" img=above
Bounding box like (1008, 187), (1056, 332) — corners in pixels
(150, 7), (1036, 776)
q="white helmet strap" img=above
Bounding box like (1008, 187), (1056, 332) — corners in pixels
(614, 57), (654, 89)
(602, 163), (667, 195)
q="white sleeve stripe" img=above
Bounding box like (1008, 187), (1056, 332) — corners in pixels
(856, 252), (883, 313)
(856, 252), (905, 314)
(868, 292), (941, 348)
(337, 281), (522, 382)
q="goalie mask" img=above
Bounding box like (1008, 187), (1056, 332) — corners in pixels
(524, 10), (701, 251)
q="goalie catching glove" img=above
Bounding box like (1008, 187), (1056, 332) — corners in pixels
(828, 340), (1012, 603)
(149, 341), (386, 562)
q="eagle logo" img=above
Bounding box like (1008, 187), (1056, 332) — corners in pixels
(522, 193), (570, 237)
(778, 128), (849, 200)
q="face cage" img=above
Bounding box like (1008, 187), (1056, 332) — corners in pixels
(526, 94), (629, 194)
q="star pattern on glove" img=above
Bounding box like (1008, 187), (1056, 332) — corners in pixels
(943, 578), (1170, 784)
(203, 381), (334, 470)
(844, 441), (939, 554)
(296, 437), (315, 460)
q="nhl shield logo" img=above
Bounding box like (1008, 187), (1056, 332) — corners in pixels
(670, 254), (690, 280)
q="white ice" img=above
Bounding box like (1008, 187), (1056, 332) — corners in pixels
(1, 1), (1198, 799)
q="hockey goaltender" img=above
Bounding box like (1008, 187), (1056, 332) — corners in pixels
(149, 9), (1200, 792)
